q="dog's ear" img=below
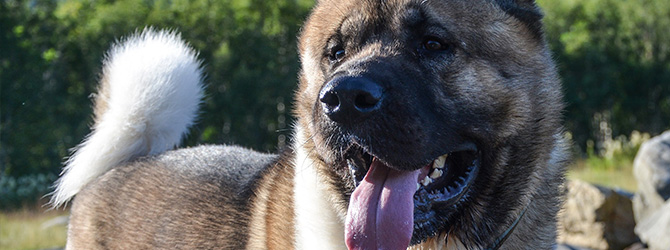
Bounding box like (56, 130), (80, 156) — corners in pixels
(493, 0), (544, 39)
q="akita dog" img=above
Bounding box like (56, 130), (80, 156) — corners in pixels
(52, 0), (569, 249)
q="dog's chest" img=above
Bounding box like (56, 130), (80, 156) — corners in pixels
(293, 144), (347, 249)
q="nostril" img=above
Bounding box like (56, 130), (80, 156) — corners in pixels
(354, 90), (381, 110)
(320, 90), (340, 110)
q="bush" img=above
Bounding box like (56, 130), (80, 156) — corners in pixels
(0, 174), (56, 210)
(580, 131), (650, 171)
(538, 0), (670, 154)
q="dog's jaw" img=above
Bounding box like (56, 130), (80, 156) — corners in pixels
(292, 123), (473, 250)
(342, 143), (481, 246)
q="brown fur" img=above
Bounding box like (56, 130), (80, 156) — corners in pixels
(64, 0), (567, 249)
(67, 146), (294, 249)
(294, 0), (567, 248)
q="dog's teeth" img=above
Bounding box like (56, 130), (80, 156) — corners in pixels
(416, 183), (421, 191)
(430, 169), (443, 179)
(421, 176), (432, 186)
(433, 154), (447, 169)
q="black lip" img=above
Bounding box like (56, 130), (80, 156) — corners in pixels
(419, 150), (479, 205)
(345, 147), (372, 185)
(411, 149), (480, 244)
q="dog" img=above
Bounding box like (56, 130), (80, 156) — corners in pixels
(51, 0), (569, 249)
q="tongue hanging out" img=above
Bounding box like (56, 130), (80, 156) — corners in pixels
(345, 159), (420, 250)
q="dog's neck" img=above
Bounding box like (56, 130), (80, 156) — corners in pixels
(485, 204), (528, 250)
(410, 204), (527, 250)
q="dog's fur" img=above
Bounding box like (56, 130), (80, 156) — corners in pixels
(53, 0), (568, 249)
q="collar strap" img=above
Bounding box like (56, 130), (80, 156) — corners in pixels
(485, 205), (528, 250)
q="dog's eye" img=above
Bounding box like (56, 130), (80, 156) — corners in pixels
(335, 49), (346, 60)
(330, 48), (346, 61)
(422, 38), (448, 51)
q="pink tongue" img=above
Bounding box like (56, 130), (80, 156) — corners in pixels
(345, 159), (419, 250)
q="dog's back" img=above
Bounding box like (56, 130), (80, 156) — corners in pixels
(68, 145), (277, 248)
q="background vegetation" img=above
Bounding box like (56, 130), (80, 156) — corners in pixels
(1, 0), (668, 212)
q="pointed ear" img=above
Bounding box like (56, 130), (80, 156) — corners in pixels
(493, 0), (544, 39)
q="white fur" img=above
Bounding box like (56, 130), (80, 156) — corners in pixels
(293, 126), (347, 250)
(299, 42), (320, 85)
(51, 28), (204, 207)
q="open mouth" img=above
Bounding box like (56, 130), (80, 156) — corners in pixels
(414, 148), (479, 205)
(346, 144), (480, 206)
(344, 143), (480, 248)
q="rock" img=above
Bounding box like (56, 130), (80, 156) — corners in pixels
(633, 131), (670, 222)
(558, 180), (639, 250)
(635, 200), (670, 250)
(632, 131), (670, 249)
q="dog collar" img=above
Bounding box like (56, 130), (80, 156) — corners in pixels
(485, 204), (529, 250)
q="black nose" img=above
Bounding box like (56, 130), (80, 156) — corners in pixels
(319, 77), (384, 123)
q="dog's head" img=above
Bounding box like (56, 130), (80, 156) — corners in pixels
(295, 0), (563, 248)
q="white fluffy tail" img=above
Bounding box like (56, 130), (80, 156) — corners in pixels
(51, 28), (204, 207)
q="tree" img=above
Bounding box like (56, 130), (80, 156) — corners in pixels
(0, 0), (313, 179)
(538, 0), (670, 153)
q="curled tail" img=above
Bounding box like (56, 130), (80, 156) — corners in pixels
(51, 28), (204, 207)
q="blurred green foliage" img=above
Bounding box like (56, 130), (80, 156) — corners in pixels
(0, 0), (669, 207)
(1, 0), (311, 180)
(538, 0), (670, 152)
(0, 174), (55, 210)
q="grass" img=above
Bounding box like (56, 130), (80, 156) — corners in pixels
(568, 161), (637, 192)
(0, 208), (67, 250)
(567, 153), (638, 192)
(565, 131), (648, 192)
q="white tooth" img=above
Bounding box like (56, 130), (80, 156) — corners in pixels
(433, 154), (447, 169)
(422, 176), (432, 186)
(430, 169), (443, 179)
(416, 183), (421, 191)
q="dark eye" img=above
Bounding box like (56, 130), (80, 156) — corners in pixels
(422, 37), (448, 51)
(331, 47), (346, 61)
